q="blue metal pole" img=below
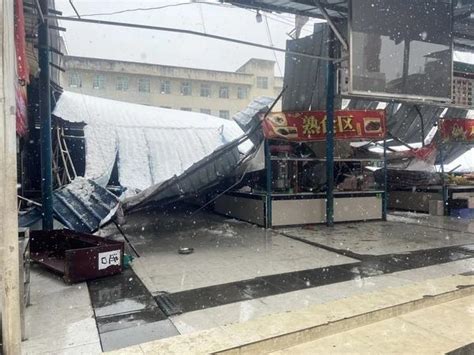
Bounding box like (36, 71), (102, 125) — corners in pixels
(39, 0), (54, 230)
(325, 61), (335, 227)
(382, 134), (388, 221)
(264, 139), (272, 228)
(439, 144), (448, 216)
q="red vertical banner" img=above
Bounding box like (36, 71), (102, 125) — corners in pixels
(14, 0), (29, 84)
(14, 0), (29, 136)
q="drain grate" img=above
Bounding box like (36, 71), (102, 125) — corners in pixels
(155, 292), (183, 316)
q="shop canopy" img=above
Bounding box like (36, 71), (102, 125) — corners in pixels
(225, 0), (474, 51)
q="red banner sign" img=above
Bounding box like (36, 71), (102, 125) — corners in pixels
(263, 110), (386, 141)
(15, 0), (29, 84)
(440, 119), (474, 143)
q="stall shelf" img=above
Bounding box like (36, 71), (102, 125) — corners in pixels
(438, 118), (474, 216)
(214, 110), (388, 228)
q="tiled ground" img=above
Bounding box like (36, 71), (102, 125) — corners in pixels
(167, 259), (474, 335)
(23, 209), (474, 353)
(21, 265), (101, 355)
(389, 211), (474, 233)
(271, 294), (474, 354)
(280, 215), (474, 256)
(102, 207), (356, 294)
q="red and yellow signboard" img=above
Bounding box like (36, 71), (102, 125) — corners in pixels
(262, 110), (386, 141)
(440, 119), (474, 143)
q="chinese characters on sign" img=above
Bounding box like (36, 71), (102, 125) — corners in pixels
(98, 250), (121, 270)
(440, 119), (474, 143)
(263, 110), (386, 141)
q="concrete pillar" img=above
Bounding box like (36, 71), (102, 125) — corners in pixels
(0, 0), (23, 353)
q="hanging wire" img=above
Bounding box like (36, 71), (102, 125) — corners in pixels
(50, 16), (340, 62)
(264, 14), (283, 76)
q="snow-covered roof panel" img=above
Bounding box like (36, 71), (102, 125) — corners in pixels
(53, 91), (252, 195)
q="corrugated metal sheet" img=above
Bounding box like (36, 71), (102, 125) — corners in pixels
(53, 178), (119, 233)
(232, 96), (274, 145)
(123, 145), (242, 211)
(279, 17), (472, 164)
(282, 23), (330, 111)
(348, 98), (472, 164)
(232, 96), (274, 129)
(125, 98), (270, 210)
(226, 0), (347, 20)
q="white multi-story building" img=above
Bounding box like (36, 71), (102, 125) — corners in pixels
(62, 56), (283, 118)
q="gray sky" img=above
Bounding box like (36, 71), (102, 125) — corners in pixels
(56, 0), (319, 75)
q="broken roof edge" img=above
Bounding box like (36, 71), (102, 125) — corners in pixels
(122, 97), (273, 211)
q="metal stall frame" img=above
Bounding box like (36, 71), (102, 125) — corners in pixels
(262, 128), (389, 228)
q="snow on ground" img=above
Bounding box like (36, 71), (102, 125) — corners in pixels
(53, 91), (252, 194)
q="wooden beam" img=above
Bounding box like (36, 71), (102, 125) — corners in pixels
(0, 0), (22, 353)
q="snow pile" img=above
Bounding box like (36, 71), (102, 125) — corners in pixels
(53, 91), (252, 194)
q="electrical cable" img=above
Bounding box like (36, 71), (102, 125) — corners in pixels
(49, 15), (339, 62)
(62, 1), (314, 35)
(67, 1), (224, 18)
(264, 14), (283, 76)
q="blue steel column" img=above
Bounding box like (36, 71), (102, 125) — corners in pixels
(39, 0), (54, 230)
(439, 144), (448, 216)
(382, 134), (388, 221)
(264, 139), (272, 228)
(325, 60), (335, 227)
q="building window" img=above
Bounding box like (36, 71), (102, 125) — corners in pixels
(237, 86), (248, 99)
(452, 77), (472, 107)
(200, 108), (211, 115)
(219, 110), (230, 119)
(180, 81), (192, 96)
(92, 74), (105, 90)
(256, 76), (268, 89)
(160, 106), (172, 109)
(181, 107), (192, 111)
(138, 78), (151, 93)
(68, 72), (82, 88)
(160, 80), (171, 94)
(200, 84), (211, 97)
(219, 86), (229, 99)
(116, 76), (129, 91)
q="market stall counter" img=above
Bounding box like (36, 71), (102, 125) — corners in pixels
(214, 109), (388, 227)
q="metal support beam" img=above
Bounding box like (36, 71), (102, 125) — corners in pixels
(325, 34), (336, 227)
(387, 132), (415, 150)
(39, 0), (54, 230)
(1, 0), (22, 352)
(414, 105), (425, 146)
(439, 144), (448, 216)
(382, 134), (388, 221)
(264, 139), (272, 228)
(34, 0), (44, 22)
(315, 1), (348, 51)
